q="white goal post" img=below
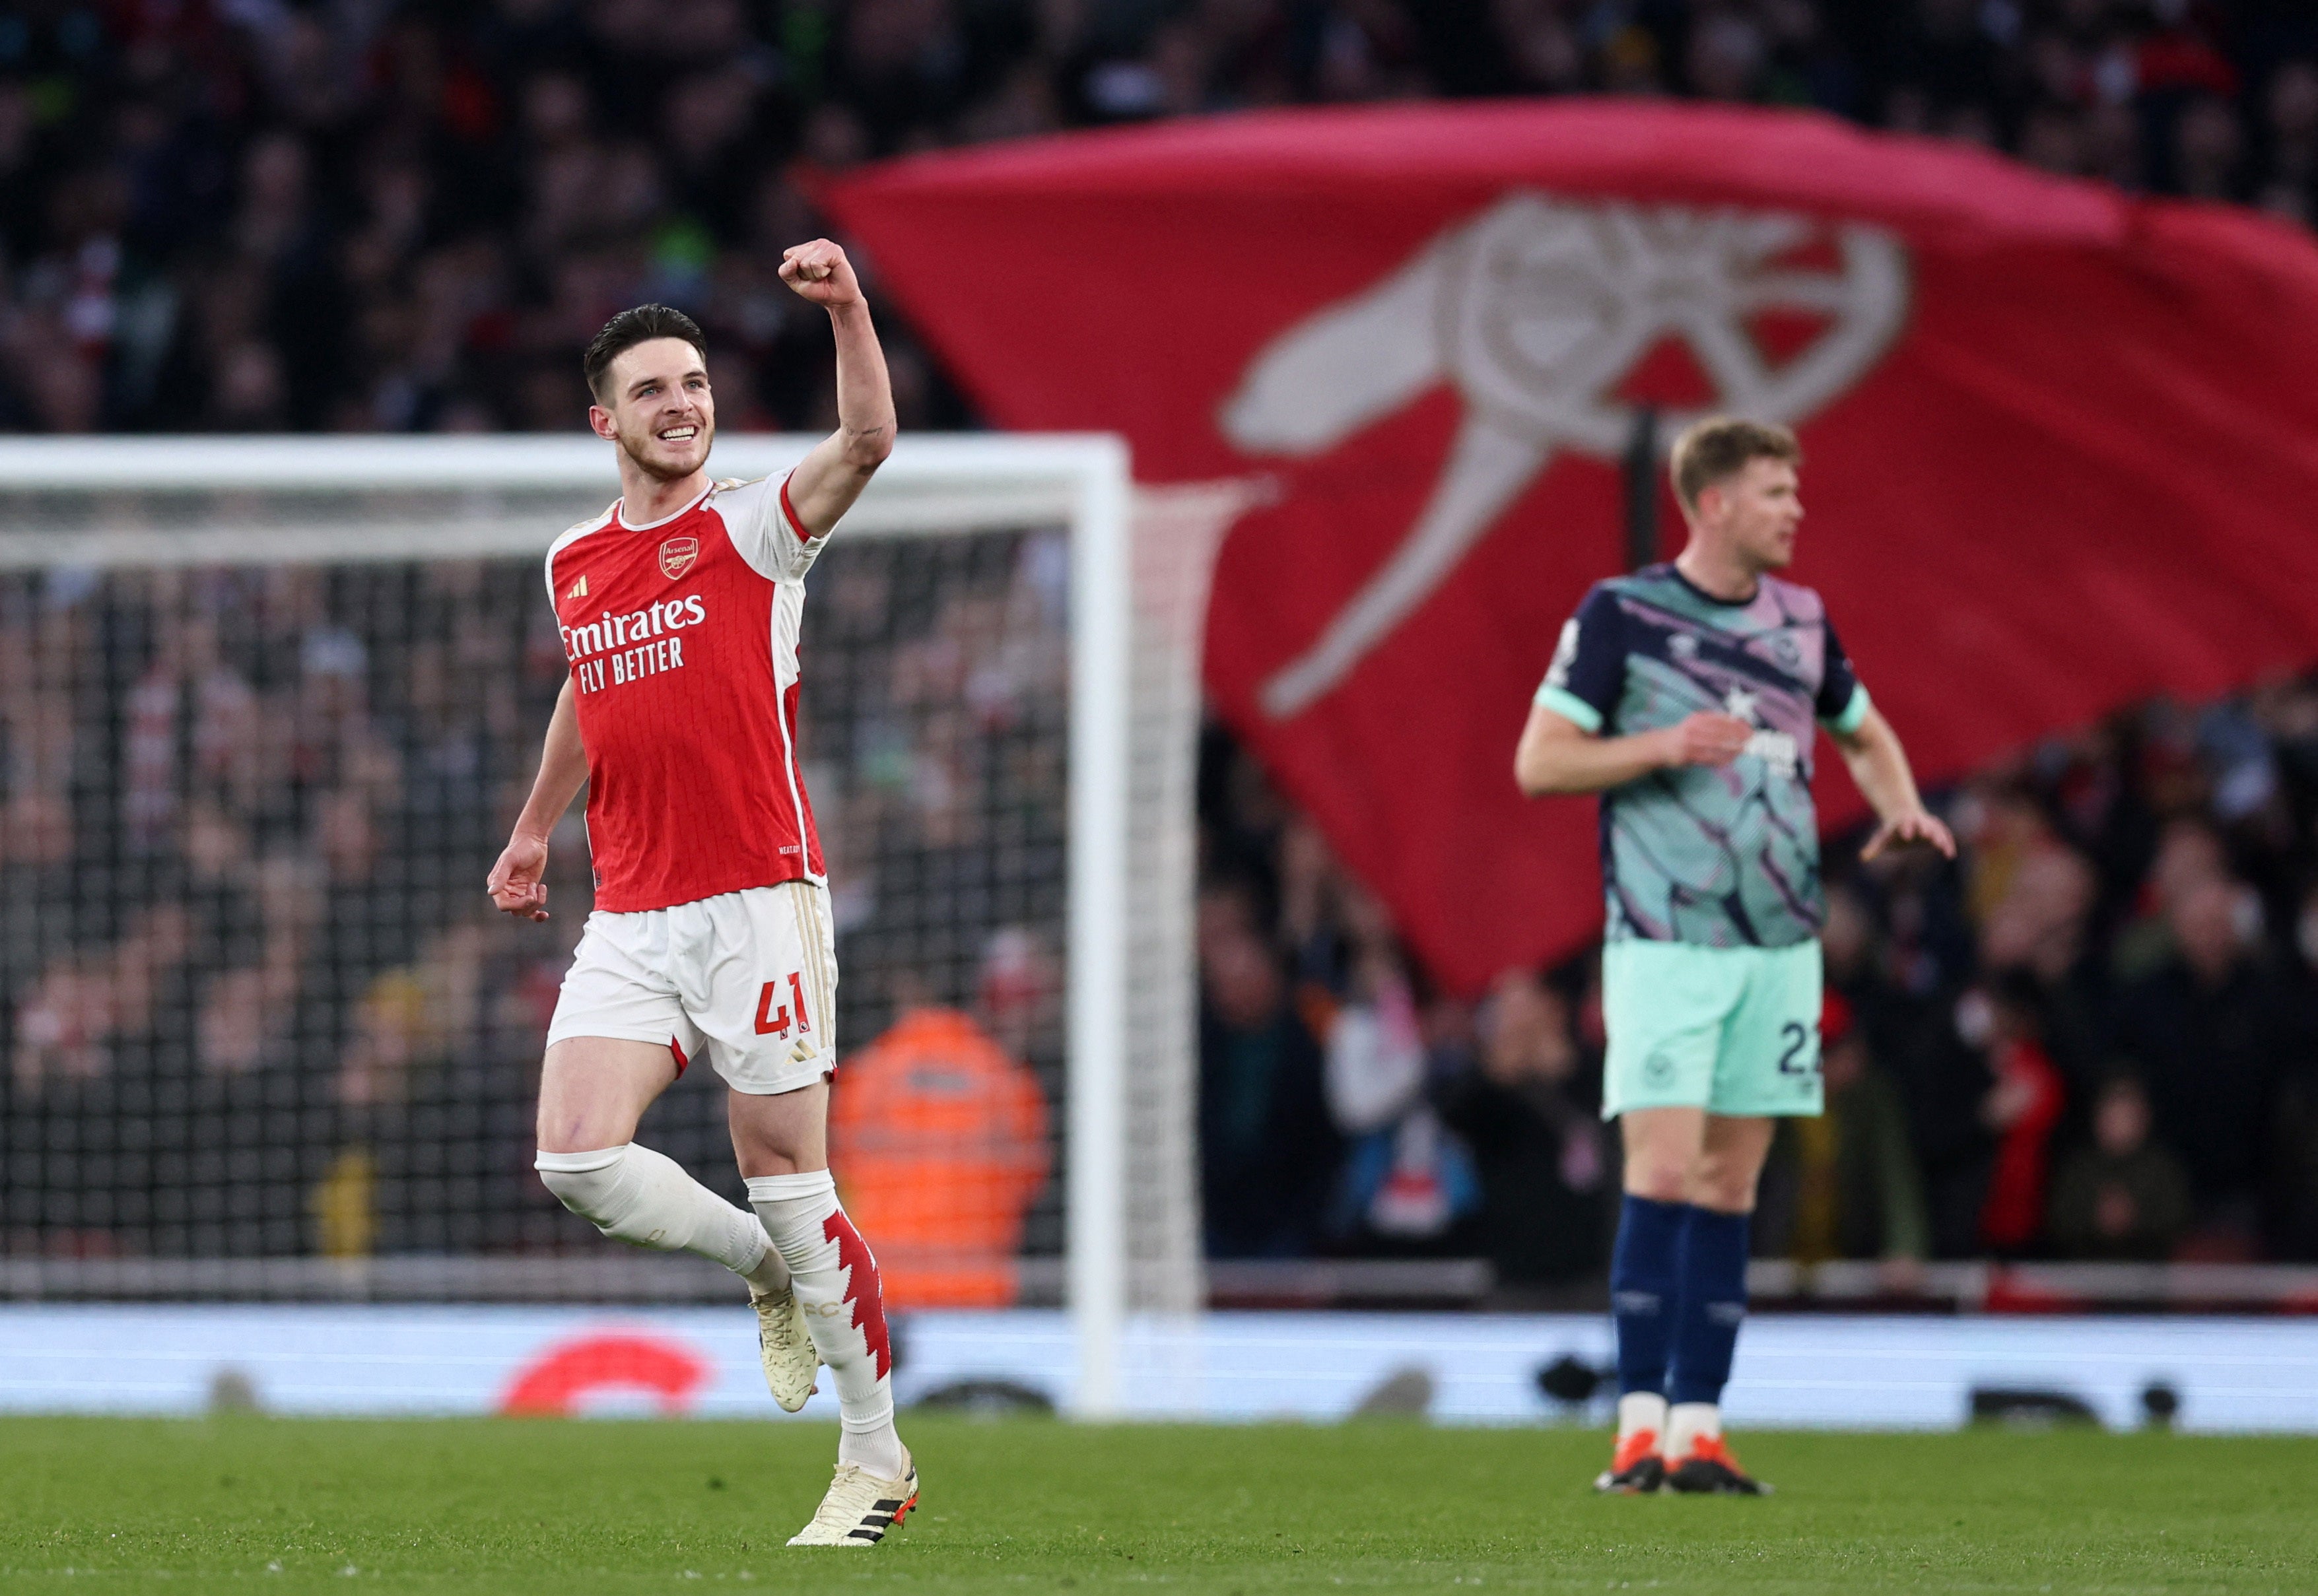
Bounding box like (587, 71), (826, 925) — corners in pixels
(0, 432), (1197, 1418)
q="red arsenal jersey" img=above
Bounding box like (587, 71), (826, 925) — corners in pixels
(545, 474), (827, 912)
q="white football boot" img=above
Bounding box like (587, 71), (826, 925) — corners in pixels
(751, 1282), (819, 1413)
(787, 1452), (918, 1547)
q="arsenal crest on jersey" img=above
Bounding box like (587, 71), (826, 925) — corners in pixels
(658, 536), (699, 579)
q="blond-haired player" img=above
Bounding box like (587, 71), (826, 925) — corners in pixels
(1517, 418), (1954, 1493)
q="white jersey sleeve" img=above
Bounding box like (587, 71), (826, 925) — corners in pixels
(713, 473), (829, 583)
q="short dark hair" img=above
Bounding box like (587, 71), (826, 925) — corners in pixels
(584, 304), (707, 401)
(1669, 416), (1802, 514)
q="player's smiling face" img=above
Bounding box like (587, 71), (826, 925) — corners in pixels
(592, 337), (716, 482)
(1712, 457), (1803, 572)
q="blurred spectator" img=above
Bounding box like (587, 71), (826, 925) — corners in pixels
(1971, 974), (2066, 1257)
(828, 1006), (1051, 1306)
(1197, 882), (1340, 1257)
(2047, 1075), (2192, 1262)
(974, 924), (1063, 1067)
(1970, 815), (2105, 1087)
(2111, 817), (2228, 983)
(11, 903), (192, 1093)
(2261, 59), (2318, 223)
(1320, 941), (1480, 1249)
(335, 919), (490, 1109)
(1760, 993), (1928, 1279)
(1437, 970), (1608, 1286)
(2111, 871), (2294, 1249)
(1897, 1013), (2001, 1259)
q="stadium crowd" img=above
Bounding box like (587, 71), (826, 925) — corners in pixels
(7, 0), (2318, 1284)
(0, 2), (2316, 435)
(1197, 676), (2318, 1275)
(0, 533), (1072, 1261)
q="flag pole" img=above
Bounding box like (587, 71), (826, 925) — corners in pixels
(1623, 405), (1659, 572)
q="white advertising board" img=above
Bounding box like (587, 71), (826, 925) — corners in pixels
(1, 1307), (2312, 1432)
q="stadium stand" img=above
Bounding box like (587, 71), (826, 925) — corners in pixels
(0, 529), (1074, 1278)
(4, 0), (2318, 1284)
(3, 3), (2316, 434)
(1198, 681), (2318, 1271)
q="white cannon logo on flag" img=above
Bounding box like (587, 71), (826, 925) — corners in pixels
(1220, 193), (1909, 719)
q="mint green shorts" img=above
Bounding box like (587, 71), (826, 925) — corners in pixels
(1600, 939), (1824, 1120)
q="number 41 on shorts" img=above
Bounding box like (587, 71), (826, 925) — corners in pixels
(755, 972), (813, 1038)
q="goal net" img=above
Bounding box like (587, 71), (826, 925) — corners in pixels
(0, 434), (1202, 1413)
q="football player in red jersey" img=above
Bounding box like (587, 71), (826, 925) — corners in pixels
(486, 240), (917, 1548)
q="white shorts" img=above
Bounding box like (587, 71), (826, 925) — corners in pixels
(547, 881), (838, 1096)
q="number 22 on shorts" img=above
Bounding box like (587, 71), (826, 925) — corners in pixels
(754, 972), (813, 1038)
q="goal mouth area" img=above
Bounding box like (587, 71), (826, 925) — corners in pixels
(0, 432), (1169, 1420)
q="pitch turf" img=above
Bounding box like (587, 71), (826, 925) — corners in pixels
(1, 1417), (2311, 1594)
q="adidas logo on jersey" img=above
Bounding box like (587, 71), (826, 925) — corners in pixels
(568, 574), (589, 599)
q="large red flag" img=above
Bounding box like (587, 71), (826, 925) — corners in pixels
(825, 102), (2318, 993)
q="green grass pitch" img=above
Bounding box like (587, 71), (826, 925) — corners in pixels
(2, 1416), (2312, 1593)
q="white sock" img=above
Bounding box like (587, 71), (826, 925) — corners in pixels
(1617, 1391), (1668, 1447)
(748, 1170), (905, 1478)
(535, 1144), (770, 1279)
(1666, 1401), (1721, 1461)
(743, 1246), (791, 1296)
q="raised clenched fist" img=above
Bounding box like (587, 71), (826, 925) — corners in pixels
(778, 239), (864, 310)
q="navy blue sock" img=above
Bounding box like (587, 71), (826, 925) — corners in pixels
(1668, 1205), (1751, 1407)
(1609, 1194), (1685, 1397)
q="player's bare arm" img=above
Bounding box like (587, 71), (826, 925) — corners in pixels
(778, 239), (897, 536)
(1830, 706), (1956, 861)
(487, 677), (588, 921)
(1514, 702), (1752, 797)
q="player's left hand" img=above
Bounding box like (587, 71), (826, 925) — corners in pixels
(779, 240), (864, 309)
(1861, 807), (1956, 862)
(487, 832), (553, 921)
